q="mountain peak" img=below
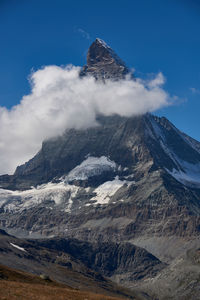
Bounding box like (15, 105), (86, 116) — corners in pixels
(95, 38), (110, 49)
(80, 38), (129, 80)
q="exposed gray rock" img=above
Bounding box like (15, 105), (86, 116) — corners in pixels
(80, 38), (130, 80)
(30, 237), (165, 281)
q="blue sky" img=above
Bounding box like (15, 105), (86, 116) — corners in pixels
(0, 0), (200, 140)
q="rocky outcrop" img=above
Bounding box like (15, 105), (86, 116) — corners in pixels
(80, 38), (129, 80)
(30, 237), (165, 281)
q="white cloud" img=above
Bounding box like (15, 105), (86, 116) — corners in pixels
(77, 28), (91, 40)
(0, 65), (171, 175)
(190, 87), (200, 94)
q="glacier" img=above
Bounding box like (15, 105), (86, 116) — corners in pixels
(65, 156), (117, 182)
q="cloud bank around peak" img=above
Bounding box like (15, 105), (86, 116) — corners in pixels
(0, 65), (170, 175)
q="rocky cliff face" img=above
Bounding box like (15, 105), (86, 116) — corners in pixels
(80, 38), (129, 80)
(28, 237), (165, 281)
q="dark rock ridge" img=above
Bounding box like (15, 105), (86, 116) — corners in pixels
(29, 237), (165, 280)
(80, 38), (130, 80)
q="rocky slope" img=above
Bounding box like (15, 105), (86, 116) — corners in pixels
(134, 243), (200, 300)
(29, 237), (165, 281)
(0, 229), (155, 299)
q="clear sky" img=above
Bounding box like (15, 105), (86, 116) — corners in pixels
(0, 0), (200, 140)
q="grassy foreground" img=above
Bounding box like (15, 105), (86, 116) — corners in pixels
(0, 264), (128, 300)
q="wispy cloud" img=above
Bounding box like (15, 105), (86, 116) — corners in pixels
(190, 87), (200, 94)
(77, 28), (91, 40)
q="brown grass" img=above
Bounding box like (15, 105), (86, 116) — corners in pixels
(0, 264), (128, 300)
(0, 280), (127, 300)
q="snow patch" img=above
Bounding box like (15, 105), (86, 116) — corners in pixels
(166, 161), (200, 188)
(163, 145), (200, 188)
(65, 156), (116, 182)
(10, 243), (27, 252)
(96, 38), (110, 49)
(90, 176), (130, 205)
(149, 117), (166, 141)
(149, 117), (200, 188)
(0, 181), (80, 213)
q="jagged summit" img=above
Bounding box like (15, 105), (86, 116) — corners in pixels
(80, 38), (129, 80)
(95, 38), (110, 49)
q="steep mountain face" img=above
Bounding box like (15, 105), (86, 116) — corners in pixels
(0, 38), (200, 299)
(1, 114), (200, 240)
(80, 38), (129, 80)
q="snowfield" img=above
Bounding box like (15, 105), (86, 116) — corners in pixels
(0, 156), (132, 213)
(0, 181), (80, 213)
(65, 156), (117, 182)
(90, 176), (131, 205)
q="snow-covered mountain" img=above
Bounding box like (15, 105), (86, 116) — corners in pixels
(0, 38), (200, 300)
(0, 112), (200, 241)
